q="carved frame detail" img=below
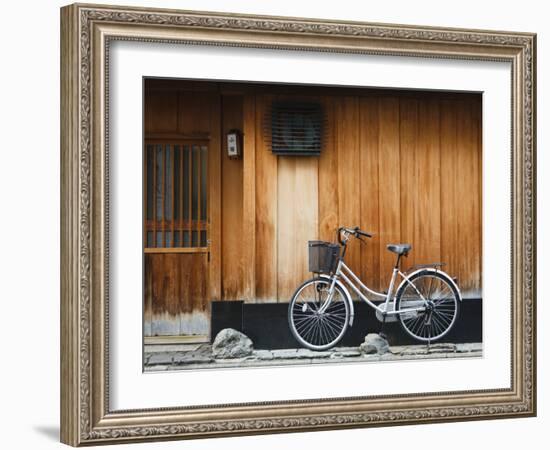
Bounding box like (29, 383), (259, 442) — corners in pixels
(60, 3), (536, 446)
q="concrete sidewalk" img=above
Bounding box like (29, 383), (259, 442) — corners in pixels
(144, 342), (482, 372)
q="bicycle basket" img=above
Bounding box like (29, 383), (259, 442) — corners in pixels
(308, 241), (340, 274)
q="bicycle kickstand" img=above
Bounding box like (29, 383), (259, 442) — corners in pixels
(379, 314), (388, 341)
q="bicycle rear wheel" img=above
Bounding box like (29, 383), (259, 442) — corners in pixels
(288, 278), (350, 351)
(395, 270), (460, 342)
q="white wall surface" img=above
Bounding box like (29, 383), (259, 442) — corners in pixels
(0, 0), (546, 449)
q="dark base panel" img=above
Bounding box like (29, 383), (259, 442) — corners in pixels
(211, 299), (482, 350)
(211, 300), (244, 338)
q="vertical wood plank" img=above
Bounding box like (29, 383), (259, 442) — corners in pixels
(455, 98), (480, 294)
(208, 93), (222, 302)
(188, 146), (192, 242)
(318, 96), (339, 243)
(378, 97), (401, 287)
(474, 96), (483, 297)
(359, 96), (381, 291)
(179, 144), (185, 243)
(221, 95), (244, 300)
(440, 99), (459, 284)
(152, 146), (157, 248)
(144, 145), (148, 249)
(277, 157), (297, 301)
(162, 145), (166, 247)
(276, 154), (319, 301)
(295, 157), (319, 283)
(197, 144), (202, 237)
(255, 95), (278, 302)
(242, 95), (257, 301)
(144, 243), (152, 336)
(414, 98), (441, 264)
(336, 97), (361, 279)
(171, 144), (175, 247)
(399, 98), (418, 272)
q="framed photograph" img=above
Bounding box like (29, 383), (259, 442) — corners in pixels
(60, 3), (536, 446)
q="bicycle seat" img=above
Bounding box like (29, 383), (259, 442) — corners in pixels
(386, 244), (411, 255)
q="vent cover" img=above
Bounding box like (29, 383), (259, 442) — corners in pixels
(268, 102), (324, 156)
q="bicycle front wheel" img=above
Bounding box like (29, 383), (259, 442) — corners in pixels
(288, 278), (350, 351)
(395, 270), (460, 342)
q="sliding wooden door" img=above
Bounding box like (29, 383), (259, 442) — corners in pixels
(144, 140), (210, 338)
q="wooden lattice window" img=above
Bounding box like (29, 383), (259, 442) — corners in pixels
(144, 141), (208, 252)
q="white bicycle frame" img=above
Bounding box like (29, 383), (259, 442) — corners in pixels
(319, 259), (429, 317)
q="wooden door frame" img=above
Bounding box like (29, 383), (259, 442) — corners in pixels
(208, 94), (222, 310)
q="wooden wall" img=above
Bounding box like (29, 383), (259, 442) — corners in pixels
(144, 79), (482, 337)
(245, 91), (482, 301)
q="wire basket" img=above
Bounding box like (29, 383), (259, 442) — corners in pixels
(308, 241), (340, 274)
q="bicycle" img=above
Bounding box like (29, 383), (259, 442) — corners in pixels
(288, 226), (462, 350)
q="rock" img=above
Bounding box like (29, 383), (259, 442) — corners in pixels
(359, 333), (390, 355)
(212, 328), (253, 359)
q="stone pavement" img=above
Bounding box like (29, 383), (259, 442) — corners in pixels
(143, 342), (482, 372)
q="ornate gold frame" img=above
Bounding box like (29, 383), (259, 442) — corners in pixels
(60, 3), (536, 446)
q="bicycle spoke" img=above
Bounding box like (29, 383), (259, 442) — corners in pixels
(397, 273), (459, 342)
(289, 279), (350, 350)
(426, 275), (435, 301)
(296, 316), (317, 334)
(433, 309), (453, 325)
(322, 321), (330, 344)
(295, 320), (315, 338)
(322, 316), (339, 339)
(408, 315), (424, 336)
(433, 309), (455, 320)
(304, 318), (318, 343)
(313, 318), (323, 344)
(430, 314), (444, 336)
(316, 317), (326, 345)
(323, 314), (345, 332)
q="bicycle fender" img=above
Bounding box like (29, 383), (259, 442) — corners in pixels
(397, 267), (463, 301)
(320, 274), (355, 326)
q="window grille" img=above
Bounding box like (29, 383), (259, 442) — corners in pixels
(268, 102), (324, 156)
(144, 141), (208, 252)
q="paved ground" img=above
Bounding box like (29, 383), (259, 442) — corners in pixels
(144, 342), (482, 372)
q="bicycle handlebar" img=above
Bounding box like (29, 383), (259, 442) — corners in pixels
(337, 226), (373, 245)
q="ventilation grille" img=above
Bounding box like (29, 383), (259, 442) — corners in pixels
(266, 102), (325, 156)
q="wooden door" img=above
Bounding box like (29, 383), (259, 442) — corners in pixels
(143, 140), (211, 338)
